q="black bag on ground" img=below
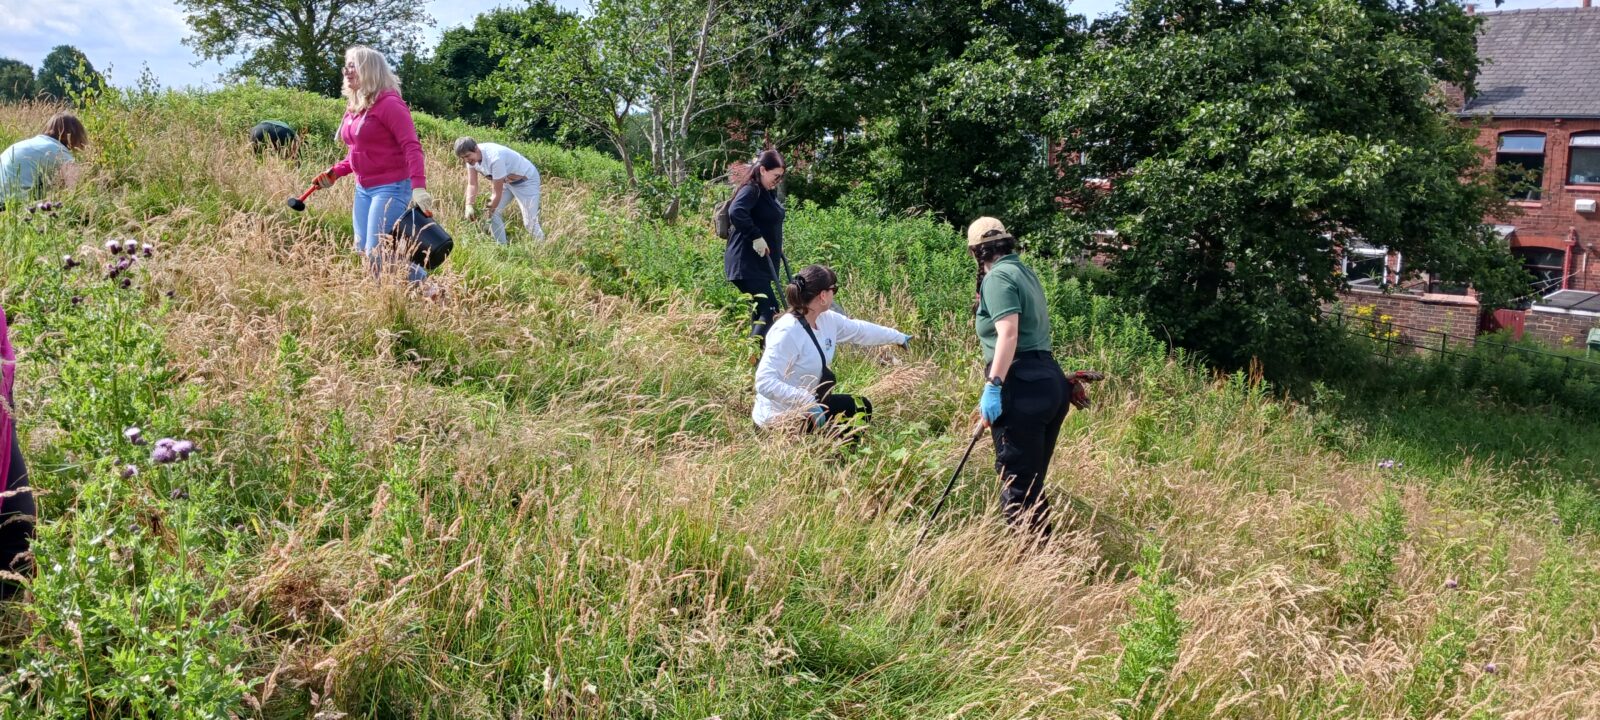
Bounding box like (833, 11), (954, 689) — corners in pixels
(389, 206), (454, 270)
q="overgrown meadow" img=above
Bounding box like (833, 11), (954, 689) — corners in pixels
(1, 87), (1597, 718)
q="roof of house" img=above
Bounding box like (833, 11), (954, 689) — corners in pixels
(1459, 8), (1600, 119)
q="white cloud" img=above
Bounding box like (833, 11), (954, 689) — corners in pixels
(0, 0), (560, 89)
(3, 0), (1576, 90)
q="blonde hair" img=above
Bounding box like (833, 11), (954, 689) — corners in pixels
(341, 46), (402, 113)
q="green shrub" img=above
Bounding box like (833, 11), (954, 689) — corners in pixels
(1113, 542), (1188, 718)
(1334, 491), (1407, 624)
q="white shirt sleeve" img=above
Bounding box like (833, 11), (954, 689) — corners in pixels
(827, 310), (905, 347)
(755, 322), (820, 411)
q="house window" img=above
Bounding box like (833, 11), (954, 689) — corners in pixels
(1569, 133), (1600, 185)
(1496, 132), (1546, 201)
(1343, 246), (1391, 289)
(1513, 247), (1565, 295)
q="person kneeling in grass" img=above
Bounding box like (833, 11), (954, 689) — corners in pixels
(454, 137), (544, 244)
(753, 264), (911, 436)
(0, 112), (87, 209)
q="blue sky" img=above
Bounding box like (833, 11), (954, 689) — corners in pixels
(0, 0), (1586, 89)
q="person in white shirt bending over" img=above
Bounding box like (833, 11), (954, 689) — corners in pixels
(754, 264), (912, 436)
(454, 136), (545, 244)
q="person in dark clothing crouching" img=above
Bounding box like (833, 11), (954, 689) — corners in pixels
(250, 120), (298, 157)
(1, 307), (34, 601)
(725, 150), (788, 349)
(968, 217), (1069, 541)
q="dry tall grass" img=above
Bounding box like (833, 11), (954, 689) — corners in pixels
(3, 97), (1598, 718)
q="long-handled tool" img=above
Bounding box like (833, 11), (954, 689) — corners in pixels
(764, 253), (786, 310)
(917, 421), (986, 546)
(286, 184), (320, 212)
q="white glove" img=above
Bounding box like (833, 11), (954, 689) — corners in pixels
(752, 237), (769, 257)
(410, 188), (435, 214)
(464, 205), (479, 221)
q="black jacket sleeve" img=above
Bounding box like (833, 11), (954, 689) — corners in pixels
(728, 184), (764, 242)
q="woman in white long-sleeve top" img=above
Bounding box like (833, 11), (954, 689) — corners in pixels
(754, 264), (911, 433)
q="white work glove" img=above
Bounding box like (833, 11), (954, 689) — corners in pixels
(752, 237), (770, 257)
(464, 205), (479, 221)
(410, 188), (435, 214)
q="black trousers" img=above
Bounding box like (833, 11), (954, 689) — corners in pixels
(0, 427), (34, 600)
(820, 394), (871, 428)
(731, 277), (780, 340)
(990, 351), (1069, 537)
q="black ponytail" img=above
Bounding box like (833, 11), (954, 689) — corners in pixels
(745, 149), (785, 190)
(970, 237), (1018, 312)
(787, 264), (838, 318)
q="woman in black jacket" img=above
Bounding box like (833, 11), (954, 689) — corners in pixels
(725, 150), (787, 347)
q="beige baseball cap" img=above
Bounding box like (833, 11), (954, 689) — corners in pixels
(966, 216), (1014, 247)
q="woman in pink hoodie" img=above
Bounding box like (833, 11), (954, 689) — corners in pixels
(311, 46), (434, 282)
(1, 307), (34, 600)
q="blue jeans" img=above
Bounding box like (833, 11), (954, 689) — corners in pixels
(353, 179), (427, 282)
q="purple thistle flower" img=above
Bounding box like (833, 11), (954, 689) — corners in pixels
(120, 465), (139, 479)
(1445, 578), (1458, 590)
(151, 445), (179, 465)
(164, 290), (175, 299)
(172, 439), (195, 459)
(105, 240), (122, 255)
(62, 254), (79, 270)
(168, 486), (189, 500)
(155, 438), (177, 450)
(70, 296), (83, 306)
(123, 427), (146, 445)
(116, 256), (133, 271)
(122, 239), (139, 254)
(1483, 662), (1498, 675)
(119, 278), (132, 290)
(1378, 459), (1395, 469)
(141, 243), (154, 257)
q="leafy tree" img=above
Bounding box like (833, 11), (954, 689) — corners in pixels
(36, 46), (101, 101)
(730, 0), (1081, 230)
(1052, 0), (1525, 370)
(814, 27), (1077, 236)
(393, 50), (452, 118)
(488, 0), (780, 217)
(0, 58), (35, 101)
(178, 0), (431, 96)
(434, 4), (569, 136)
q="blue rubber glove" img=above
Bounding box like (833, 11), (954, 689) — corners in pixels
(979, 382), (1003, 424)
(808, 404), (828, 428)
(899, 333), (913, 349)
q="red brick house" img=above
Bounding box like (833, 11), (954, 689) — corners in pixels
(1336, 4), (1600, 350)
(1461, 4), (1600, 345)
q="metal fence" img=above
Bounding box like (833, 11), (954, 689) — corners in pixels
(1327, 309), (1600, 380)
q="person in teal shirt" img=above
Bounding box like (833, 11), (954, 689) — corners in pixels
(968, 216), (1070, 543)
(0, 113), (87, 207)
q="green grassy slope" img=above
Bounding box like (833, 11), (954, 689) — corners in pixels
(1, 87), (1597, 719)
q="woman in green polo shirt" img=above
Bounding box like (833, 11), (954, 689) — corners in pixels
(968, 216), (1070, 540)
